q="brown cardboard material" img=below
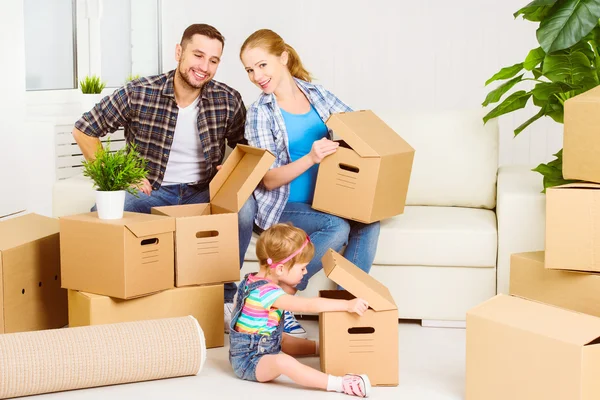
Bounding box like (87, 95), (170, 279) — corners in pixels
(319, 249), (398, 386)
(545, 183), (600, 272)
(68, 284), (224, 348)
(510, 251), (600, 317)
(466, 294), (600, 400)
(0, 213), (67, 333)
(60, 212), (175, 299)
(152, 144), (275, 287)
(563, 86), (600, 183)
(312, 110), (415, 223)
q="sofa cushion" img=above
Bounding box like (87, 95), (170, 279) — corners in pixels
(373, 109), (499, 209)
(245, 205), (497, 268)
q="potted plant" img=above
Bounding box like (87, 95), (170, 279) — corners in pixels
(80, 75), (106, 113)
(82, 139), (148, 220)
(482, 0), (600, 191)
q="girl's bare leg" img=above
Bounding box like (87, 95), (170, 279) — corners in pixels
(255, 353), (328, 389)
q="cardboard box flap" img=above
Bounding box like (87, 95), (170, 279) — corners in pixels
(151, 204), (210, 218)
(567, 85), (600, 102)
(469, 294), (600, 346)
(512, 251), (544, 264)
(210, 144), (275, 213)
(321, 249), (397, 311)
(0, 213), (59, 251)
(326, 110), (414, 158)
(125, 218), (175, 238)
(551, 182), (600, 190)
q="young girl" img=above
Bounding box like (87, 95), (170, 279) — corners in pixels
(240, 29), (381, 338)
(229, 223), (372, 397)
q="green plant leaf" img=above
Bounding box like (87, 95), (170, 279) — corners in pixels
(483, 90), (532, 123)
(537, 0), (600, 53)
(547, 101), (565, 122)
(532, 148), (581, 192)
(525, 47), (547, 70)
(82, 138), (148, 193)
(514, 0), (560, 21)
(482, 74), (524, 106)
(485, 63), (524, 86)
(543, 50), (597, 84)
(514, 107), (546, 135)
(532, 81), (580, 101)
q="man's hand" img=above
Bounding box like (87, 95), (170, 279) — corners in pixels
(216, 165), (222, 171)
(135, 178), (152, 196)
(309, 138), (339, 164)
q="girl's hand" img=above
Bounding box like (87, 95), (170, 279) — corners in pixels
(347, 298), (369, 316)
(309, 138), (339, 164)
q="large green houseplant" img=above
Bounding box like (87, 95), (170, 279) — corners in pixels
(82, 139), (148, 220)
(483, 0), (600, 191)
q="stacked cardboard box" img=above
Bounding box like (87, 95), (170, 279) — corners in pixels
(466, 88), (600, 400)
(60, 144), (274, 349)
(0, 213), (68, 333)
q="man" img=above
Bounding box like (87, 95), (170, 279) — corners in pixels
(72, 23), (255, 333)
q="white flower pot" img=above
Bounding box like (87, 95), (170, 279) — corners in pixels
(95, 190), (126, 220)
(81, 93), (103, 114)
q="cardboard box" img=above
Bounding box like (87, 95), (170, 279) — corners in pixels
(318, 249), (398, 386)
(60, 212), (175, 299)
(563, 86), (600, 183)
(466, 294), (600, 400)
(68, 284), (224, 348)
(312, 110), (414, 223)
(545, 183), (600, 272)
(510, 251), (600, 317)
(152, 144), (275, 287)
(0, 213), (67, 333)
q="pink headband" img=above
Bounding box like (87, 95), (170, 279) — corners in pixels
(267, 236), (310, 269)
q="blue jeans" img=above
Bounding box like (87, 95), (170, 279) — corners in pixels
(279, 202), (380, 291)
(91, 184), (257, 302)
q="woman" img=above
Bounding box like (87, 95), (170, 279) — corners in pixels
(240, 29), (380, 338)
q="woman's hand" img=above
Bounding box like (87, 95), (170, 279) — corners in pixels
(347, 298), (369, 316)
(309, 138), (339, 164)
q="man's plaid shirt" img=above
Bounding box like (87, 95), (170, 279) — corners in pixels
(75, 70), (247, 190)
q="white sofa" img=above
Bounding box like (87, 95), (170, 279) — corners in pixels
(52, 109), (547, 325)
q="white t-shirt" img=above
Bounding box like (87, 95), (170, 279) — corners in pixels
(162, 96), (207, 185)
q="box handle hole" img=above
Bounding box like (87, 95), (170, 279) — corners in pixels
(348, 327), (375, 334)
(339, 163), (359, 174)
(141, 238), (159, 246)
(39, 282), (42, 287)
(21, 289), (25, 295)
(196, 230), (219, 238)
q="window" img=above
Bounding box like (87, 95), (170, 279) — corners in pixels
(24, 0), (77, 90)
(24, 0), (161, 91)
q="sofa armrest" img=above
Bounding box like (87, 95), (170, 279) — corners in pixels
(496, 165), (546, 294)
(52, 174), (96, 218)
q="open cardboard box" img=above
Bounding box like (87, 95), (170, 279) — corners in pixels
(60, 212), (176, 299)
(0, 213), (67, 333)
(69, 284), (224, 348)
(319, 249), (398, 386)
(467, 294), (600, 400)
(152, 144), (275, 287)
(510, 251), (600, 317)
(563, 86), (600, 183)
(312, 110), (414, 223)
(545, 183), (600, 272)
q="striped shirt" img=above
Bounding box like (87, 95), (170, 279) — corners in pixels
(74, 71), (247, 190)
(245, 78), (352, 229)
(234, 274), (285, 336)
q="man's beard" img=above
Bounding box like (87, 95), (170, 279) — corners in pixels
(177, 65), (204, 89)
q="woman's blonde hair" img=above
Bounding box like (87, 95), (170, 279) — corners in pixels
(240, 29), (312, 82)
(256, 223), (314, 271)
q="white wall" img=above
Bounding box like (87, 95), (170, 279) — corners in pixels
(0, 0), (27, 217)
(161, 0), (562, 168)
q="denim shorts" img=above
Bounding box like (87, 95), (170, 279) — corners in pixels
(229, 330), (282, 382)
